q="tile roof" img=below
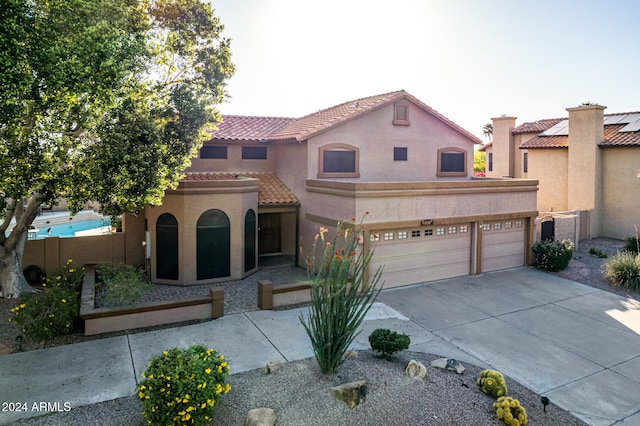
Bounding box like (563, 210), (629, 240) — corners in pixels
(181, 172), (300, 206)
(209, 90), (482, 145)
(477, 142), (492, 152)
(519, 113), (640, 149)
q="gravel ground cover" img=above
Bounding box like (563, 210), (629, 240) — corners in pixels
(1, 238), (635, 425)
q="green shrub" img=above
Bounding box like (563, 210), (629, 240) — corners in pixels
(95, 263), (152, 307)
(368, 328), (410, 359)
(138, 345), (230, 425)
(588, 247), (608, 258)
(477, 369), (508, 399)
(624, 235), (639, 254)
(494, 396), (528, 425)
(10, 260), (83, 342)
(604, 252), (640, 291)
(299, 216), (383, 374)
(532, 239), (574, 272)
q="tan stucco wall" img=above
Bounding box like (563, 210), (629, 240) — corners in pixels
(145, 179), (259, 285)
(527, 149), (568, 212)
(306, 102), (475, 182)
(490, 116), (517, 178)
(601, 148), (640, 239)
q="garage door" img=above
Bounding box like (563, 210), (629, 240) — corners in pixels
(369, 224), (472, 289)
(481, 219), (526, 272)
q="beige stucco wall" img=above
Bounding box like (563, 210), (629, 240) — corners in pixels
(306, 102), (475, 182)
(489, 116), (517, 178)
(145, 179), (259, 285)
(601, 148), (640, 239)
(527, 149), (568, 212)
(186, 144), (274, 172)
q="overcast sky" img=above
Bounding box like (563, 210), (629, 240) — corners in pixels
(212, 0), (640, 140)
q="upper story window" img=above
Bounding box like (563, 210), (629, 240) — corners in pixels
(242, 146), (267, 160)
(318, 143), (360, 178)
(523, 152), (528, 173)
(394, 147), (408, 161)
(200, 145), (227, 159)
(437, 147), (467, 177)
(488, 153), (493, 171)
(393, 102), (410, 126)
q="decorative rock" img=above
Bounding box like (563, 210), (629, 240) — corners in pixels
(405, 360), (427, 380)
(265, 361), (282, 374)
(244, 407), (276, 426)
(0, 343), (13, 355)
(430, 358), (466, 374)
(331, 380), (367, 409)
(341, 349), (358, 361)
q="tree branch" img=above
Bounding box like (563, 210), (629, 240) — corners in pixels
(0, 199), (17, 243)
(6, 196), (40, 251)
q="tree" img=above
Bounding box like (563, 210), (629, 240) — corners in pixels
(482, 123), (493, 143)
(0, 0), (234, 298)
(474, 150), (486, 174)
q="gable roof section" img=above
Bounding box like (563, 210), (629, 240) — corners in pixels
(519, 112), (640, 149)
(181, 172), (300, 206)
(209, 90), (482, 145)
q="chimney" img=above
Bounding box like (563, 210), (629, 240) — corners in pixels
(490, 116), (517, 178)
(566, 104), (606, 237)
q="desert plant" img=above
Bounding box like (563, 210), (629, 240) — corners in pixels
(94, 263), (152, 307)
(299, 216), (383, 374)
(624, 237), (640, 254)
(532, 239), (574, 272)
(138, 345), (230, 425)
(9, 260), (82, 342)
(369, 328), (410, 359)
(477, 369), (508, 399)
(494, 396), (528, 425)
(588, 247), (608, 258)
(604, 251), (640, 291)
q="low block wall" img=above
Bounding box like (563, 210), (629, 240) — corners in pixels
(80, 265), (224, 336)
(258, 280), (312, 310)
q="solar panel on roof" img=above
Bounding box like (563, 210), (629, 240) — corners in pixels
(623, 113), (640, 123)
(620, 121), (640, 132)
(604, 115), (626, 125)
(540, 119), (569, 136)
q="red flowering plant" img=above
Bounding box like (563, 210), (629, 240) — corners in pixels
(299, 213), (383, 374)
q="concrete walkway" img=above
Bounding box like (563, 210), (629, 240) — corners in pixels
(1, 267), (639, 425)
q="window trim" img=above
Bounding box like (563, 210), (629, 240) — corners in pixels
(437, 147), (468, 177)
(318, 143), (360, 178)
(393, 102), (410, 126)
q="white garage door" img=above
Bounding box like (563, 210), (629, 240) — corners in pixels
(481, 219), (526, 272)
(369, 224), (472, 289)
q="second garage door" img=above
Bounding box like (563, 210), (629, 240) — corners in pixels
(369, 224), (472, 289)
(481, 219), (526, 272)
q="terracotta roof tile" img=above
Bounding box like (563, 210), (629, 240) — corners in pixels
(180, 172), (300, 206)
(520, 135), (568, 149)
(209, 91), (482, 145)
(477, 142), (492, 152)
(601, 124), (640, 147)
(512, 118), (564, 135)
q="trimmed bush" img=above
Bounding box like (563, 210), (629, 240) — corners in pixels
(494, 396), (528, 426)
(138, 345), (230, 425)
(604, 252), (640, 291)
(477, 369), (508, 399)
(95, 263), (151, 307)
(369, 328), (410, 359)
(532, 239), (574, 272)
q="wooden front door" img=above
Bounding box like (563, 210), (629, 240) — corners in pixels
(258, 213), (281, 254)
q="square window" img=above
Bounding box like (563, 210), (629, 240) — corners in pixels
(411, 230), (421, 237)
(394, 147), (408, 161)
(242, 146), (267, 160)
(494, 223), (502, 230)
(200, 145), (227, 159)
(515, 220), (523, 228)
(459, 225), (468, 233)
(448, 226), (457, 234)
(424, 229), (433, 236)
(436, 228), (445, 236)
(370, 232), (380, 242)
(384, 232), (394, 241)
(505, 222), (512, 229)
(481, 224), (491, 231)
(398, 231), (408, 239)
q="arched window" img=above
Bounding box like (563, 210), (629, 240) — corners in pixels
(244, 209), (257, 272)
(156, 213), (178, 280)
(437, 147), (468, 177)
(197, 209), (230, 280)
(318, 143), (360, 178)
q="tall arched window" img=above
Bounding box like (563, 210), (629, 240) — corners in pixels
(197, 209), (230, 280)
(156, 213), (178, 280)
(244, 209), (257, 272)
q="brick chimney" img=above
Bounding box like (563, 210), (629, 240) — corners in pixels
(489, 116), (517, 178)
(566, 104), (606, 238)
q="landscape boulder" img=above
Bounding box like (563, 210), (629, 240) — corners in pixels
(331, 380), (367, 409)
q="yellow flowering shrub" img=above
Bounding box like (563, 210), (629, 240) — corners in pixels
(138, 345), (230, 425)
(9, 260), (83, 342)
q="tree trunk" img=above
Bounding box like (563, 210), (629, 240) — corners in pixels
(0, 232), (37, 298)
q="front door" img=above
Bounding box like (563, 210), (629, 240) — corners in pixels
(258, 213), (281, 254)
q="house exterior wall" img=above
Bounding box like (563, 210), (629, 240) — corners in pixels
(601, 147), (640, 239)
(488, 116), (517, 178)
(527, 149), (568, 212)
(186, 143), (274, 172)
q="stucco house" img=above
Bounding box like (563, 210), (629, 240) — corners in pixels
(480, 105), (640, 241)
(141, 90), (539, 289)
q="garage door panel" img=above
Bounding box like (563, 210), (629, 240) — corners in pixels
(482, 222), (526, 272)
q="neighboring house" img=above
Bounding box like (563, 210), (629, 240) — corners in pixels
(140, 90), (539, 289)
(480, 105), (640, 240)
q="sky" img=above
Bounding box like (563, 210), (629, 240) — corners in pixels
(212, 0), (640, 140)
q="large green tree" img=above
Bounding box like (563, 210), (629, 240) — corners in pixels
(0, 0), (233, 297)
